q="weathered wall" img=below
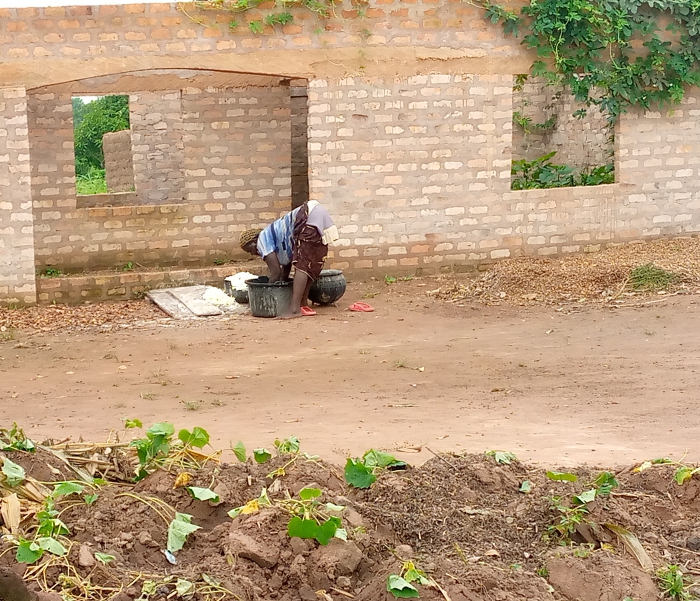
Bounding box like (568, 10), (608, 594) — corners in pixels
(306, 80), (700, 273)
(103, 129), (134, 193)
(616, 96), (700, 237)
(0, 1), (699, 304)
(511, 78), (613, 169)
(291, 81), (309, 209)
(130, 91), (185, 204)
(27, 83), (291, 271)
(0, 87), (36, 305)
(308, 74), (513, 270)
(0, 2), (530, 90)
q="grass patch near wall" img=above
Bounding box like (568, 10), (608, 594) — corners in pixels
(76, 167), (108, 195)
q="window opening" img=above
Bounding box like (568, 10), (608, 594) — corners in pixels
(72, 95), (133, 195)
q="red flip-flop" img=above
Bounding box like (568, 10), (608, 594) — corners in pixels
(301, 306), (317, 316)
(348, 302), (374, 312)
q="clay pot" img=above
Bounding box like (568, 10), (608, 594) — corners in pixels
(308, 270), (347, 305)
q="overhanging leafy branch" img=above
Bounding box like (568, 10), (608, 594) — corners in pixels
(473, 0), (700, 120)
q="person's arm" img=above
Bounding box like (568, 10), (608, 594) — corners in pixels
(263, 253), (283, 282)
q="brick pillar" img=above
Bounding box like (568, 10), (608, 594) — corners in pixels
(130, 91), (185, 204)
(0, 87), (36, 305)
(290, 80), (309, 209)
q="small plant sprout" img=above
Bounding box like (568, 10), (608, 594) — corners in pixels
(656, 565), (695, 601)
(547, 496), (589, 541)
(345, 450), (407, 489)
(0, 423), (35, 452)
(129, 423), (218, 480)
(387, 562), (432, 599)
(486, 450), (518, 465)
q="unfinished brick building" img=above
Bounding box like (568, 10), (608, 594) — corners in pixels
(0, 1), (699, 304)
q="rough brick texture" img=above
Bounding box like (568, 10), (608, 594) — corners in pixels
(0, 87), (36, 305)
(0, 2), (698, 304)
(27, 83), (291, 272)
(37, 265), (243, 303)
(103, 129), (134, 193)
(307, 75), (513, 271)
(291, 82), (309, 209)
(130, 91), (185, 204)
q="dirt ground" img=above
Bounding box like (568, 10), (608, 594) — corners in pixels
(2, 275), (700, 468)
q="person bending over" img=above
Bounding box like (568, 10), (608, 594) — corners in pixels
(239, 201), (338, 319)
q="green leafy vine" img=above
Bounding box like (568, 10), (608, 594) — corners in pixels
(193, 0), (339, 34)
(475, 0), (700, 120)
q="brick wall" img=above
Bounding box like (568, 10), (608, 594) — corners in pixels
(27, 84), (292, 272)
(130, 91), (186, 204)
(307, 75), (513, 271)
(0, 87), (36, 305)
(512, 78), (613, 169)
(291, 82), (309, 209)
(616, 94), (700, 238)
(0, 2), (699, 304)
(103, 129), (134, 193)
(180, 85), (291, 218)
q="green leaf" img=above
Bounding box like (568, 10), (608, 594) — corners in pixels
(175, 579), (195, 597)
(519, 480), (532, 493)
(345, 458), (377, 489)
(167, 513), (201, 553)
(594, 471), (619, 496)
(84, 494), (98, 505)
(1, 458), (26, 486)
(546, 471), (578, 482)
(232, 441), (247, 462)
(125, 418), (143, 429)
(253, 448), (272, 464)
(274, 436), (300, 454)
(299, 487), (322, 501)
(363, 449), (401, 469)
(287, 516), (339, 545)
(147, 422), (174, 438)
(53, 482), (85, 496)
(16, 540), (43, 564)
(404, 567), (430, 585)
(386, 574), (419, 598)
(178, 427), (209, 449)
(487, 450), (518, 465)
(573, 489), (597, 505)
(334, 528), (348, 541)
(186, 487), (220, 503)
(287, 516), (321, 540)
(316, 516), (341, 545)
(326, 502), (345, 512)
(674, 467), (694, 485)
(36, 537), (67, 556)
(94, 552), (115, 565)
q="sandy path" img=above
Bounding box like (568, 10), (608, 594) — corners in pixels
(2, 284), (699, 467)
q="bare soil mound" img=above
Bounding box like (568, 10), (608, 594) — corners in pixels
(2, 445), (700, 601)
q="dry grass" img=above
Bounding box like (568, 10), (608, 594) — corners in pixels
(428, 237), (700, 306)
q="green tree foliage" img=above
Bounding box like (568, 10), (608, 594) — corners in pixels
(73, 95), (129, 176)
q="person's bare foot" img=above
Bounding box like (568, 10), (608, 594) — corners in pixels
(276, 311), (303, 320)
